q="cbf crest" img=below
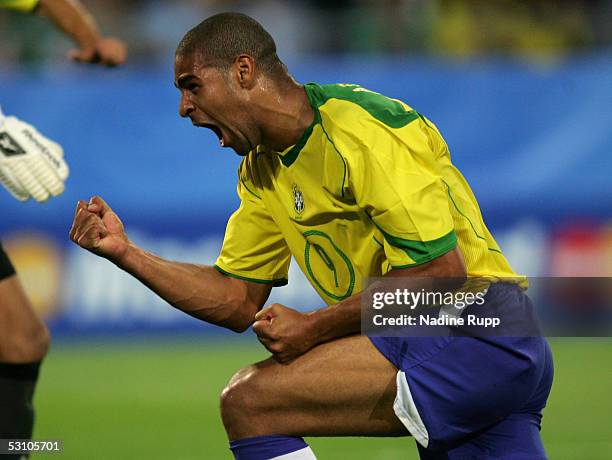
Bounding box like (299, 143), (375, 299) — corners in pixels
(292, 183), (305, 216)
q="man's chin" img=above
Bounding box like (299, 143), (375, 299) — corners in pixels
(230, 139), (253, 157)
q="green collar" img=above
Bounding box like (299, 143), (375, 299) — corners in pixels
(279, 83), (321, 167)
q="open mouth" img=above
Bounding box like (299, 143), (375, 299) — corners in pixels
(196, 123), (225, 146)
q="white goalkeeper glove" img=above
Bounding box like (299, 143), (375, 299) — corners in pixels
(0, 108), (69, 203)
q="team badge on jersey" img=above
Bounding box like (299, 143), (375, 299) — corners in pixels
(293, 183), (305, 215)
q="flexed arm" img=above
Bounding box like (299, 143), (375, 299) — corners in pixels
(36, 0), (126, 66)
(69, 196), (271, 332)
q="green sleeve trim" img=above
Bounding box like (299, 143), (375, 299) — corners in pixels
(0, 0), (39, 13)
(214, 264), (288, 287)
(380, 228), (457, 266)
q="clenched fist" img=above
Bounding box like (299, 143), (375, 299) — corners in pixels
(70, 37), (127, 67)
(69, 196), (129, 262)
(252, 303), (318, 363)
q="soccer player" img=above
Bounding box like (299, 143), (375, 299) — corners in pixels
(0, 0), (126, 452)
(69, 13), (554, 460)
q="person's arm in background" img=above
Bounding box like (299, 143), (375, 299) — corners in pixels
(36, 0), (126, 66)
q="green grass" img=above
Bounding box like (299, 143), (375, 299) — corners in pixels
(32, 338), (611, 459)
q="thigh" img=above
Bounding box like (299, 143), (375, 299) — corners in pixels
(227, 334), (409, 437)
(0, 275), (47, 361)
(398, 335), (551, 453)
(417, 412), (548, 460)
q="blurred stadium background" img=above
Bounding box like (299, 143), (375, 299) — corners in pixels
(1, 0), (611, 458)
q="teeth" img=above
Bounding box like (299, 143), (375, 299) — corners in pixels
(220, 138), (224, 146)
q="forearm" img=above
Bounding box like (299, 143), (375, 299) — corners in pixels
(37, 0), (100, 50)
(307, 278), (450, 344)
(115, 242), (256, 332)
(308, 248), (467, 345)
(308, 294), (362, 344)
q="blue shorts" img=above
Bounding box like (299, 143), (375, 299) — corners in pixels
(369, 283), (554, 459)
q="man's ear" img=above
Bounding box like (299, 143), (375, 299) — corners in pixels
(234, 54), (256, 88)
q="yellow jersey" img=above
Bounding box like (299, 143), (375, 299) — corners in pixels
(215, 83), (520, 304)
(0, 0), (38, 12)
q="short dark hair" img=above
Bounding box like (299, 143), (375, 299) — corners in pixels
(176, 12), (284, 75)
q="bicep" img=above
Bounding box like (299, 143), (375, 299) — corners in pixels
(244, 279), (273, 311)
(212, 272), (273, 331)
(379, 248), (467, 307)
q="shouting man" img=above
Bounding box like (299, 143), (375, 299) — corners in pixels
(70, 12), (553, 460)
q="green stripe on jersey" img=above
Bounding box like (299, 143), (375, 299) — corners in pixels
(282, 83), (420, 166)
(380, 228), (457, 266)
(213, 265), (288, 287)
(308, 83), (420, 128)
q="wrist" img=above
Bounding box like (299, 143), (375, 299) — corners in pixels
(306, 308), (332, 345)
(72, 25), (101, 52)
(110, 240), (136, 269)
(306, 296), (363, 345)
(76, 36), (99, 53)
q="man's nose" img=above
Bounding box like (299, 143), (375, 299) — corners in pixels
(179, 93), (194, 118)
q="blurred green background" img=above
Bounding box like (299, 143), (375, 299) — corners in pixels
(33, 338), (611, 459)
